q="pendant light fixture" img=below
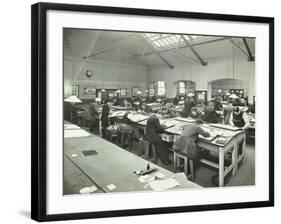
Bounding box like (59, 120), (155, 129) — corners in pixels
(101, 55), (106, 92)
(230, 41), (238, 99)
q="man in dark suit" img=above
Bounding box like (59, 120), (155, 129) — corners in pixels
(182, 96), (196, 118)
(101, 100), (111, 138)
(144, 114), (171, 165)
(83, 101), (99, 133)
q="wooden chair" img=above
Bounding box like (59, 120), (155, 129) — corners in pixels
(173, 150), (194, 181)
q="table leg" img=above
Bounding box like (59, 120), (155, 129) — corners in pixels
(173, 152), (177, 172)
(219, 147), (224, 187)
(232, 137), (238, 176)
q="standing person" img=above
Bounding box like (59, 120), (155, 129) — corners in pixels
(174, 119), (210, 166)
(144, 114), (171, 165)
(230, 106), (248, 127)
(173, 95), (180, 106)
(83, 101), (99, 133)
(214, 96), (223, 111)
(182, 96), (196, 118)
(224, 102), (234, 124)
(101, 100), (111, 138)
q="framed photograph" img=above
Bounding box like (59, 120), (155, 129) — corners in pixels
(81, 85), (96, 98)
(31, 2), (274, 222)
(120, 88), (127, 97)
(132, 87), (141, 96)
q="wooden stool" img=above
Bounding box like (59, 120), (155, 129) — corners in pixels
(106, 128), (119, 143)
(138, 139), (158, 163)
(119, 130), (132, 151)
(173, 150), (194, 181)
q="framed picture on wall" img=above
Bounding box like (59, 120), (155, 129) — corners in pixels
(120, 88), (127, 97)
(31, 2), (274, 222)
(82, 86), (96, 96)
(195, 90), (207, 103)
(132, 87), (140, 96)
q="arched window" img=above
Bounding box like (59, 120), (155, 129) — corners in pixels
(157, 81), (166, 96)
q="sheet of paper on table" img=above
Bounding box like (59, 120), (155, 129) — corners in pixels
(174, 117), (196, 123)
(127, 113), (149, 123)
(149, 178), (180, 191)
(64, 124), (80, 130)
(109, 110), (128, 118)
(210, 123), (242, 131)
(161, 119), (178, 128)
(64, 129), (91, 138)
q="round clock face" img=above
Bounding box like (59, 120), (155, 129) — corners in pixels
(86, 71), (93, 77)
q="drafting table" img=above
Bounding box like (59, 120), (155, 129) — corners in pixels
(64, 123), (202, 193)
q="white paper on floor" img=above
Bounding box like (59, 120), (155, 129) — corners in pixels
(107, 184), (116, 191)
(79, 185), (98, 194)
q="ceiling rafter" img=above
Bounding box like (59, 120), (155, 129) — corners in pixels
(242, 38), (255, 61)
(133, 37), (229, 59)
(182, 36), (208, 66)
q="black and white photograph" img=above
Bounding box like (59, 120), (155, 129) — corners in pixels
(63, 29), (256, 194)
(30, 2), (274, 221)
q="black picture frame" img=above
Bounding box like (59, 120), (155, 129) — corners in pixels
(31, 2), (274, 222)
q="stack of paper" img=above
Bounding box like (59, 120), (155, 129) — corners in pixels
(149, 178), (180, 191)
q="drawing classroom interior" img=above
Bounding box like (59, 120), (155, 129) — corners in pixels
(63, 28), (256, 194)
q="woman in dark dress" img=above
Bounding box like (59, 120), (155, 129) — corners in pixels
(144, 115), (171, 165)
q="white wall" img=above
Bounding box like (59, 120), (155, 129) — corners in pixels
(64, 57), (148, 99)
(148, 50), (255, 103)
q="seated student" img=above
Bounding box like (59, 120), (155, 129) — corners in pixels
(111, 98), (133, 110)
(190, 107), (200, 119)
(182, 96), (196, 118)
(230, 106), (248, 128)
(214, 96), (223, 111)
(173, 119), (210, 175)
(119, 111), (142, 140)
(123, 99), (133, 109)
(144, 114), (171, 165)
(173, 95), (180, 106)
(202, 102), (218, 123)
(82, 101), (99, 133)
(101, 99), (111, 138)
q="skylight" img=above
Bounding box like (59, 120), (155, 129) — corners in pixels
(141, 33), (216, 51)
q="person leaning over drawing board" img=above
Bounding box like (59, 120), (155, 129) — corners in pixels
(144, 114), (172, 165)
(173, 119), (210, 178)
(119, 111), (142, 140)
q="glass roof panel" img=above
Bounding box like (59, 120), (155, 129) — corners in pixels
(142, 33), (220, 51)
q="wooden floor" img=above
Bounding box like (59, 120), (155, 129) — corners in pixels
(64, 135), (255, 194)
